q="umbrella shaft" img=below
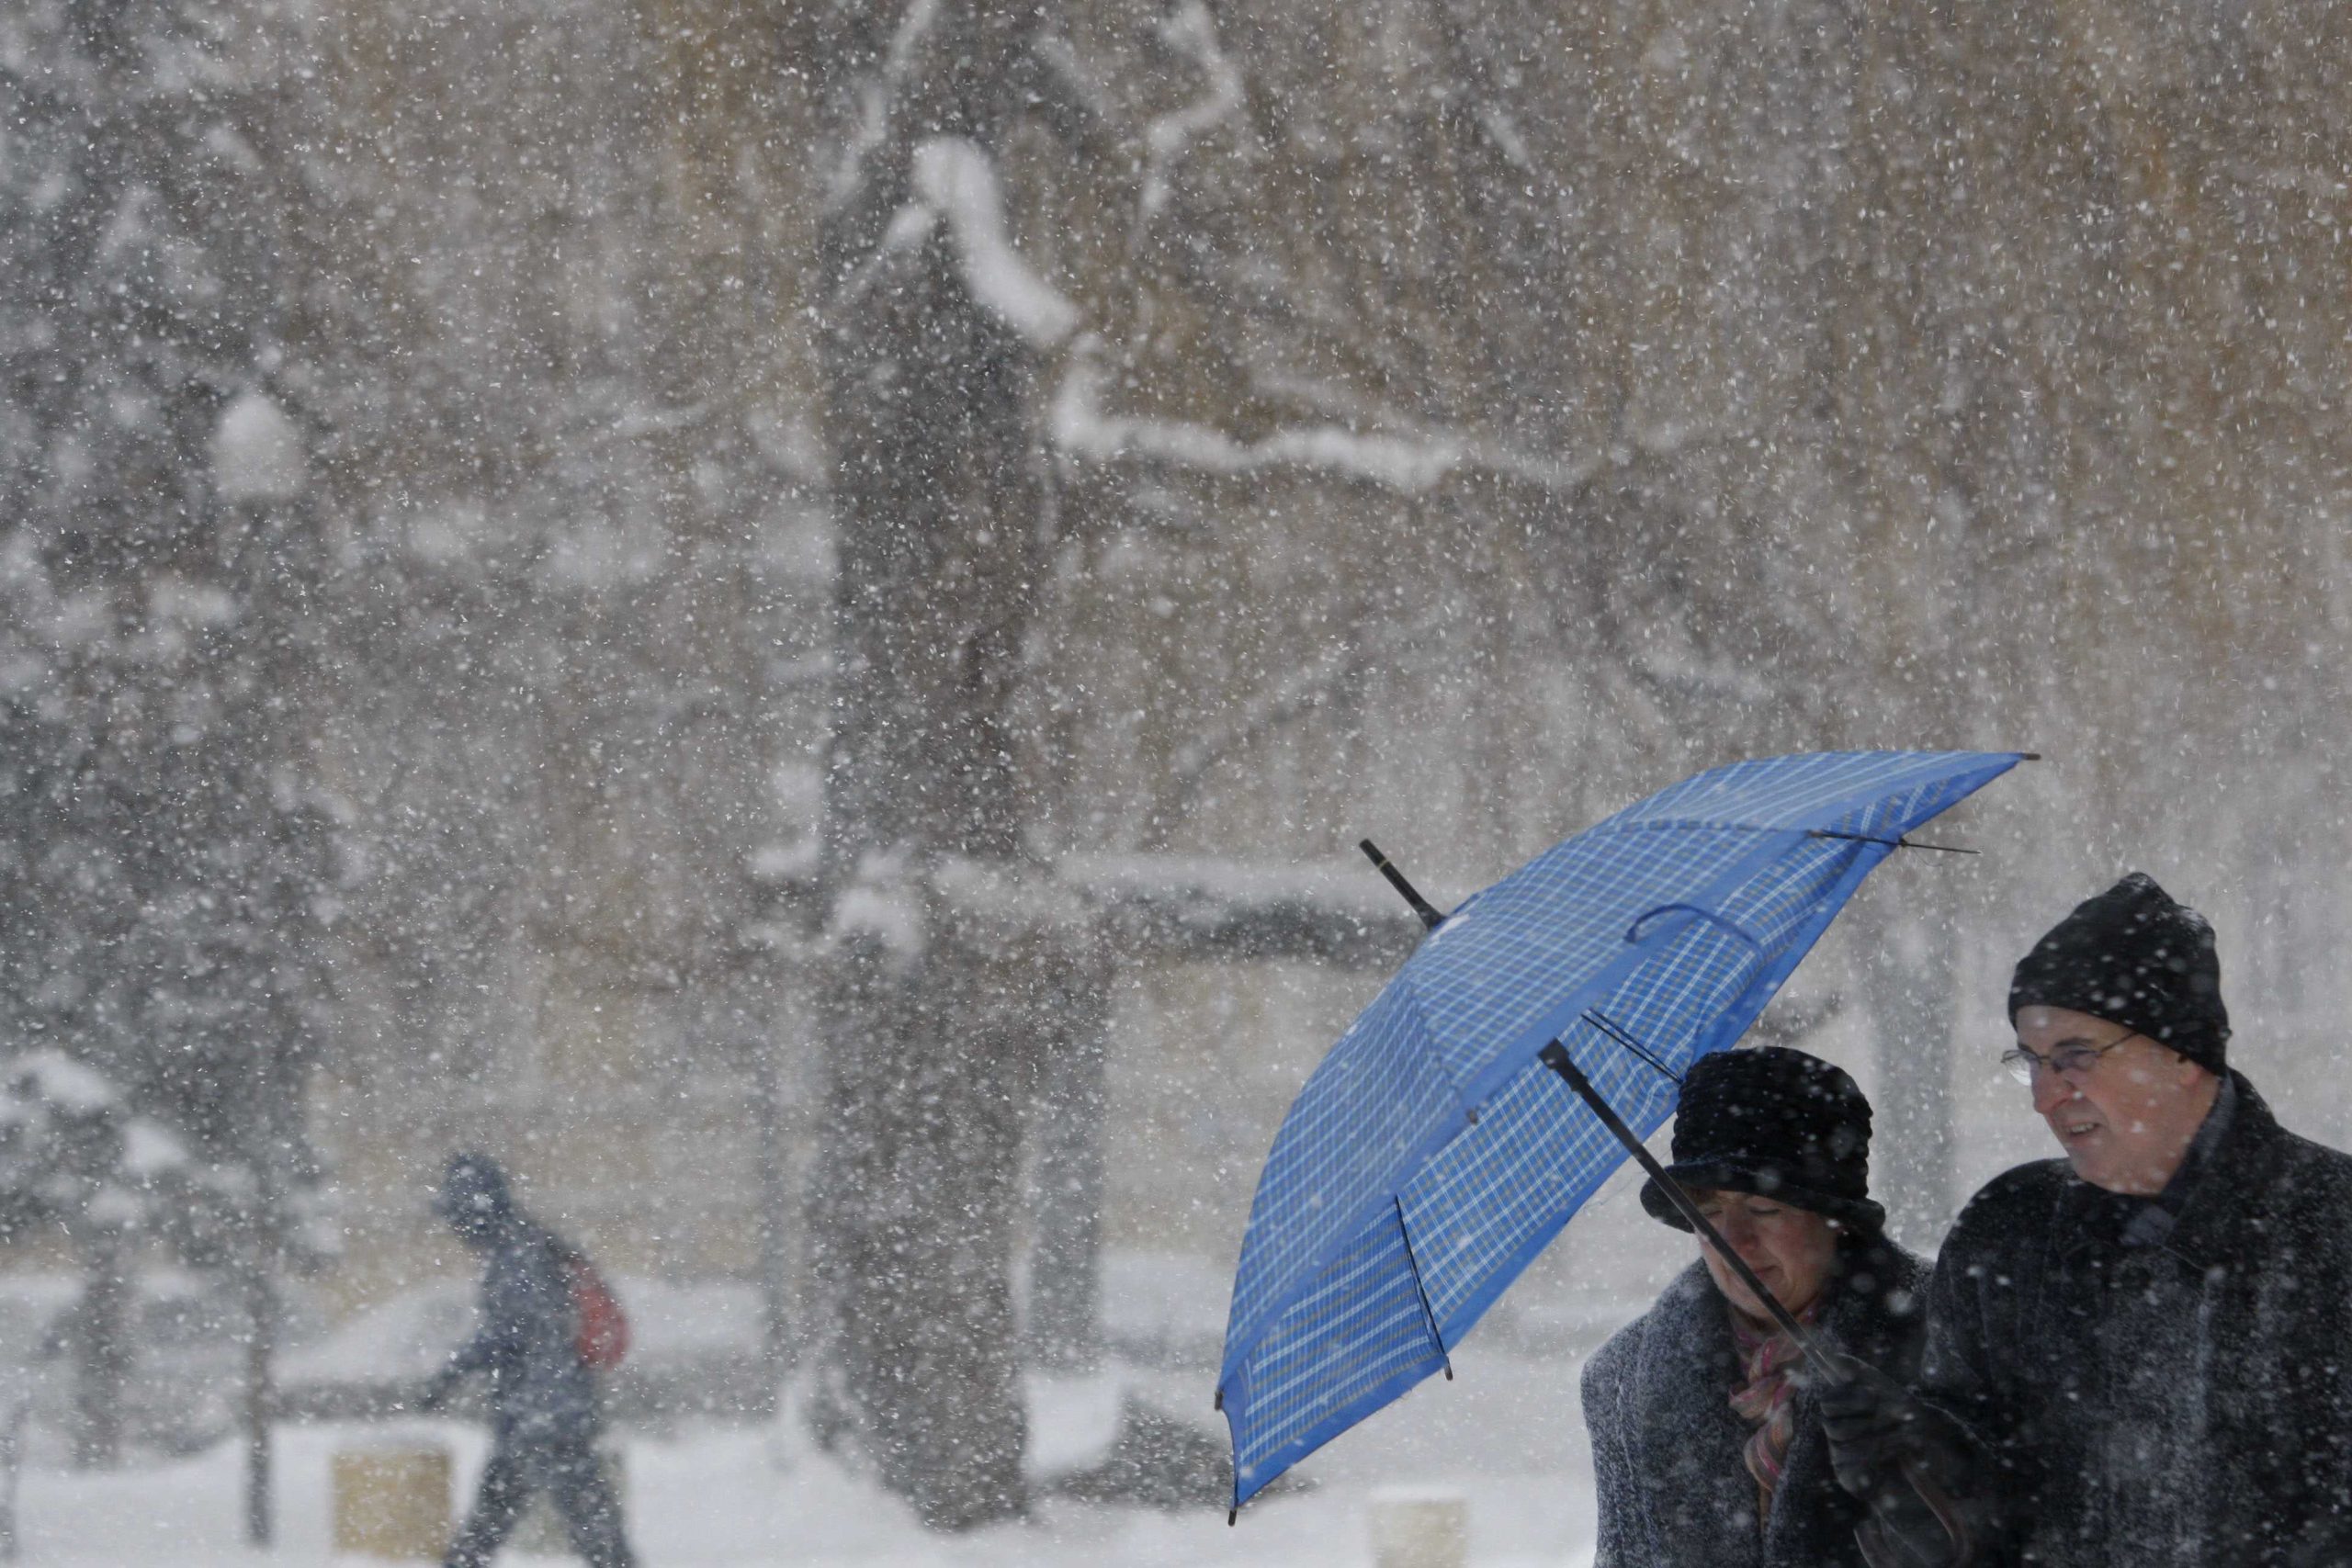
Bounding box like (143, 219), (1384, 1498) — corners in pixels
(1537, 1041), (1836, 1380)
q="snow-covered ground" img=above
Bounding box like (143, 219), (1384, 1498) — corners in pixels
(12, 1354), (1598, 1566)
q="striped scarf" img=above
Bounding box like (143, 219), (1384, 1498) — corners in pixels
(1727, 1302), (1821, 1522)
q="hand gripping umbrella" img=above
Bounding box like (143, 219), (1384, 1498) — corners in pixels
(1216, 750), (2030, 1529)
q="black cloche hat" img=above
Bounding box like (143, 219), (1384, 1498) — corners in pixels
(1640, 1045), (1883, 1235)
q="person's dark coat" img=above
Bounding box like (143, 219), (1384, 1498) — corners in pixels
(1583, 1238), (1929, 1568)
(447, 1216), (598, 1442)
(435, 1166), (599, 1446)
(428, 1155), (631, 1568)
(1910, 1072), (2352, 1566)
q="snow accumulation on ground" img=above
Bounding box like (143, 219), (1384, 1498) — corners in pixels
(14, 1353), (1599, 1567)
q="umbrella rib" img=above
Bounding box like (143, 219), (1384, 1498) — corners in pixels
(1392, 1195), (1453, 1382)
(1591, 820), (1974, 853)
(1584, 1007), (1684, 1086)
(1807, 829), (1978, 855)
(1585, 818), (1797, 837)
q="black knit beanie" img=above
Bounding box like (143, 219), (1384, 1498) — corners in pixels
(2007, 873), (2230, 1073)
(1641, 1045), (1883, 1235)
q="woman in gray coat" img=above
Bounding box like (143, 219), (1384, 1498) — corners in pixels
(1580, 1047), (1928, 1568)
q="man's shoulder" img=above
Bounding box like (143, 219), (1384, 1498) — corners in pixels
(2250, 1078), (2352, 1173)
(1830, 1237), (1930, 1317)
(1875, 1236), (1933, 1292)
(1948, 1158), (2075, 1243)
(1831, 1239), (1932, 1371)
(1964, 1156), (2075, 1205)
(2222, 1075), (2352, 1201)
(2259, 1120), (2352, 1206)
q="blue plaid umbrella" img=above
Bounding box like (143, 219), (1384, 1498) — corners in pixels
(1216, 749), (2030, 1514)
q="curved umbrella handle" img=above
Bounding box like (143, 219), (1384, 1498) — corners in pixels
(1624, 901), (1763, 953)
(1903, 1458), (1976, 1566)
(1858, 1456), (1976, 1568)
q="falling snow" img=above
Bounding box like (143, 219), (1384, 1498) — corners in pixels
(2, 0), (2348, 1562)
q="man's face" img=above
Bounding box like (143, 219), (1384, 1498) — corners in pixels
(2015, 1004), (2218, 1195)
(1690, 1188), (1840, 1321)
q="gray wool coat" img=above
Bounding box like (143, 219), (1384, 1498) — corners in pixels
(1581, 1241), (1929, 1568)
(1900, 1072), (2352, 1567)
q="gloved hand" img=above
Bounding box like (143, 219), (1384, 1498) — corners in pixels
(1817, 1354), (1983, 1567)
(1815, 1353), (1934, 1503)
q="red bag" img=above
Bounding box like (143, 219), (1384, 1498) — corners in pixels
(564, 1253), (630, 1372)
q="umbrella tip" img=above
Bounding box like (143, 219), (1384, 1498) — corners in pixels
(1358, 839), (1449, 930)
(2020, 751), (2043, 761)
(1228, 1509), (1238, 1528)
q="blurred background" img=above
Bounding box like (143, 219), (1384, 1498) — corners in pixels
(0, 0), (2345, 1554)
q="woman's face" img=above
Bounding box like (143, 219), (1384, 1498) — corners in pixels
(1690, 1189), (1839, 1321)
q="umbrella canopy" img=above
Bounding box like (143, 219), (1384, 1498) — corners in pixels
(1216, 749), (2029, 1511)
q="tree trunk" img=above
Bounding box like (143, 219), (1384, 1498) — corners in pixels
(71, 1230), (129, 1471)
(243, 1257), (275, 1546)
(1025, 987), (1111, 1373)
(753, 1042), (793, 1380)
(239, 1082), (291, 1548)
(810, 933), (1046, 1527)
(805, 7), (1067, 1523)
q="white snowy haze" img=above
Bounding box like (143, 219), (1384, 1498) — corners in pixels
(1, 0), (2348, 1560)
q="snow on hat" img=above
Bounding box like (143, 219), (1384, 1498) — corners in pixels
(1641, 1045), (1883, 1235)
(2007, 873), (2230, 1074)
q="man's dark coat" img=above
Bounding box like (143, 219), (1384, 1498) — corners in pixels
(1912, 1072), (2352, 1566)
(1583, 1240), (1928, 1567)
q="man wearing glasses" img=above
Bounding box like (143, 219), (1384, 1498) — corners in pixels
(1821, 874), (2352, 1567)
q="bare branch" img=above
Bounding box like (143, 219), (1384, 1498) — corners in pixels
(1137, 2), (1246, 228)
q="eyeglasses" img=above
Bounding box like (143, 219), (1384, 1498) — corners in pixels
(1999, 1030), (2142, 1087)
